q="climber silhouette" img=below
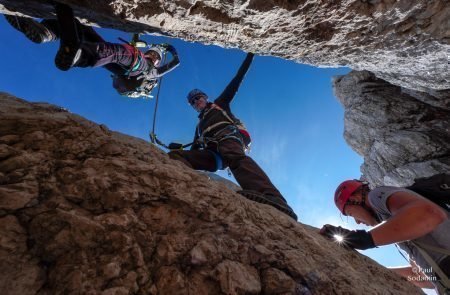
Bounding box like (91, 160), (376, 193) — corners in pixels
(168, 53), (298, 221)
(3, 3), (179, 98)
(321, 178), (450, 293)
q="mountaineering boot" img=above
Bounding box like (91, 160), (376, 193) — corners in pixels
(54, 2), (82, 71)
(55, 45), (83, 71)
(4, 15), (57, 43)
(237, 190), (298, 221)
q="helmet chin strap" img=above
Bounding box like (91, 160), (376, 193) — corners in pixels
(346, 190), (382, 224)
(361, 193), (382, 224)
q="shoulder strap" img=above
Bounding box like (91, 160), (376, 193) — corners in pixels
(211, 103), (235, 124)
(414, 241), (450, 256)
(197, 103), (236, 136)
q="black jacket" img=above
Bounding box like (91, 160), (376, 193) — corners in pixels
(191, 53), (254, 150)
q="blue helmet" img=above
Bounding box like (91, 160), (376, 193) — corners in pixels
(187, 89), (208, 104)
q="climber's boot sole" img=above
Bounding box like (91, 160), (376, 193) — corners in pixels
(237, 190), (298, 221)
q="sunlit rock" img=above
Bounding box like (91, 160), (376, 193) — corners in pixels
(334, 70), (450, 186)
(0, 92), (423, 294)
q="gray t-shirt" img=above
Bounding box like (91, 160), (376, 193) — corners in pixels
(368, 186), (450, 279)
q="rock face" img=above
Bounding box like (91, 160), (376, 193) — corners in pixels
(0, 93), (422, 295)
(333, 70), (450, 187)
(0, 0), (449, 92)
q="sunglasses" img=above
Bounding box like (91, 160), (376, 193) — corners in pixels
(189, 95), (203, 105)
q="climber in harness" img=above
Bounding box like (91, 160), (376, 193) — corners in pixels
(3, 3), (179, 98)
(168, 52), (297, 221)
(320, 176), (450, 294)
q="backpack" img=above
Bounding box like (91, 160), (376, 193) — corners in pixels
(112, 75), (158, 98)
(406, 173), (450, 211)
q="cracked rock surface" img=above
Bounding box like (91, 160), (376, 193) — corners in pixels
(0, 93), (422, 294)
(334, 70), (450, 187)
(0, 0), (448, 92)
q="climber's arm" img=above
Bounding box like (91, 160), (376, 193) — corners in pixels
(214, 52), (254, 106)
(369, 191), (447, 246)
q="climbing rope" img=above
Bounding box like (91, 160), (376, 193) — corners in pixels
(148, 50), (193, 151)
(149, 48), (167, 145)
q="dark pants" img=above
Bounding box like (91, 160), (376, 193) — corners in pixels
(168, 139), (283, 197)
(41, 19), (144, 75)
(440, 256), (450, 276)
(81, 42), (149, 76)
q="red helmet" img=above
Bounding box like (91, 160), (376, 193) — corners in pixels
(334, 180), (363, 215)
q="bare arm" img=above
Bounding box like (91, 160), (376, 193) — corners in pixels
(370, 191), (447, 246)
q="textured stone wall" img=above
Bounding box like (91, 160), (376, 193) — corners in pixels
(0, 93), (422, 295)
(0, 0), (448, 92)
(0, 0), (448, 291)
(333, 70), (450, 187)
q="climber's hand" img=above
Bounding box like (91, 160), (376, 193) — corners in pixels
(320, 224), (376, 250)
(320, 224), (351, 239)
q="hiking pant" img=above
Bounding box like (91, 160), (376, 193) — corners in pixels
(41, 19), (139, 75)
(168, 138), (283, 197)
(79, 42), (150, 76)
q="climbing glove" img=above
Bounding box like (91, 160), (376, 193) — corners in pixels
(320, 224), (376, 250)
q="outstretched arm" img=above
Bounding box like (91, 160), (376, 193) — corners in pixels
(215, 52), (254, 106)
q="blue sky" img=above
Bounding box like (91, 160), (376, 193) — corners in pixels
(1, 16), (433, 293)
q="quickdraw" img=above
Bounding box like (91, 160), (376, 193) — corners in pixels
(150, 133), (194, 150)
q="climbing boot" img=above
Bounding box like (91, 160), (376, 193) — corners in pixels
(237, 190), (298, 221)
(53, 2), (82, 71)
(4, 14), (57, 43)
(54, 45), (83, 71)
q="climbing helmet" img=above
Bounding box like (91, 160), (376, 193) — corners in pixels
(187, 89), (208, 105)
(334, 180), (364, 215)
(144, 46), (163, 66)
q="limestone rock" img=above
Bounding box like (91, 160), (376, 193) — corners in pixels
(0, 92), (422, 294)
(333, 70), (450, 186)
(214, 260), (261, 295)
(0, 0), (448, 92)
